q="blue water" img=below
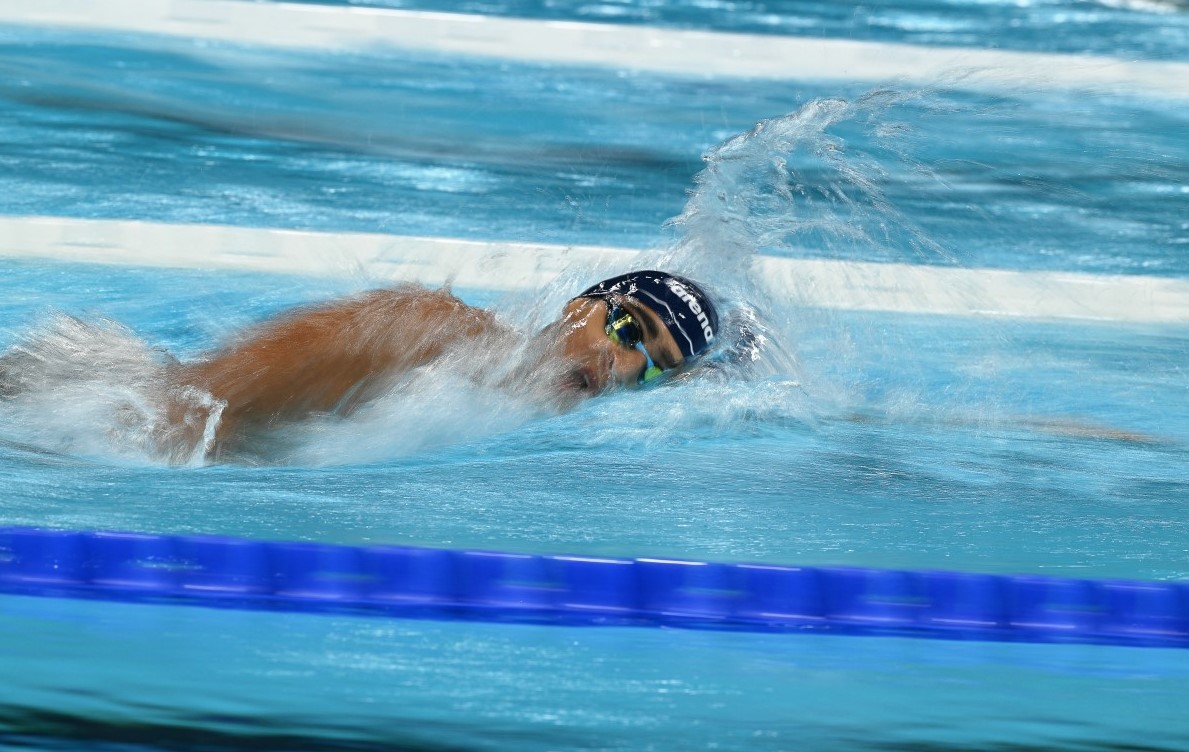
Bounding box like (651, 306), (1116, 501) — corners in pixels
(3, 595), (1189, 752)
(1, 261), (1186, 577)
(2, 2), (1189, 751)
(2, 26), (1188, 276)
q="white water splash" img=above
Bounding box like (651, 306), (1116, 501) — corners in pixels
(663, 90), (953, 280)
(0, 91), (1037, 466)
(0, 313), (222, 466)
(650, 91), (966, 411)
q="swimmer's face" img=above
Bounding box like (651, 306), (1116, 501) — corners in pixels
(550, 296), (685, 397)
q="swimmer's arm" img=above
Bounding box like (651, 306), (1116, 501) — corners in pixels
(843, 411), (1168, 445)
(1013, 416), (1167, 444)
(177, 286), (499, 437)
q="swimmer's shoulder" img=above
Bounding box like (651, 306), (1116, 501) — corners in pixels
(351, 284), (498, 335)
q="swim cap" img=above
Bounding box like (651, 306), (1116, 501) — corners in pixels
(577, 270), (719, 360)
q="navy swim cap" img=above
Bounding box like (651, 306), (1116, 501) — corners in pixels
(577, 270), (719, 360)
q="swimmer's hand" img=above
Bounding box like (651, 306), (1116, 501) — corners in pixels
(1016, 416), (1168, 445)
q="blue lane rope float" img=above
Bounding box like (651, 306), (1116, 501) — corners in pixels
(1, 528), (1186, 649)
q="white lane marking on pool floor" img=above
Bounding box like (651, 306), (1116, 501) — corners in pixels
(3, 216), (1187, 324)
(4, 0), (1189, 98)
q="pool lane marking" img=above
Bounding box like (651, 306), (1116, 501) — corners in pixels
(2, 216), (1188, 324)
(2, 527), (1187, 649)
(4, 1), (1189, 99)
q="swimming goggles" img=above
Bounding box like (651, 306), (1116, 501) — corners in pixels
(605, 303), (665, 384)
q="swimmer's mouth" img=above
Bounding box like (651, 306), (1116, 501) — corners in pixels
(562, 364), (606, 396)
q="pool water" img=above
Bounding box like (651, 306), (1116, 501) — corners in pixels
(1, 260), (1186, 578)
(1, 0), (1188, 750)
(2, 26), (1187, 275)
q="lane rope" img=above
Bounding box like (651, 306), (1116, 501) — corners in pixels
(1, 528), (1186, 648)
(3, 216), (1188, 323)
(3, 0), (1188, 97)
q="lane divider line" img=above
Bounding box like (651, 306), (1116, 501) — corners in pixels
(3, 0), (1188, 97)
(2, 216), (1187, 323)
(1, 528), (1186, 649)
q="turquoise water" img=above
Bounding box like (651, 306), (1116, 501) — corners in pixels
(1, 1), (1188, 750)
(3, 596), (1189, 751)
(1, 260), (1186, 578)
(2, 26), (1187, 275)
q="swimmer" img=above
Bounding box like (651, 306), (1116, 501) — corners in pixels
(153, 269), (720, 459)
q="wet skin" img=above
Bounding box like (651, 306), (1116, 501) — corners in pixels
(552, 295), (685, 396)
(166, 285), (686, 457)
(3, 286), (1167, 464)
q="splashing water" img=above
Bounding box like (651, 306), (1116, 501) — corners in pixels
(0, 313), (221, 466)
(2, 90), (1140, 466)
(653, 90), (1160, 444)
(664, 91), (948, 282)
(0, 303), (598, 466)
(0, 93), (947, 465)
(657, 91), (970, 414)
(216, 331), (578, 467)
